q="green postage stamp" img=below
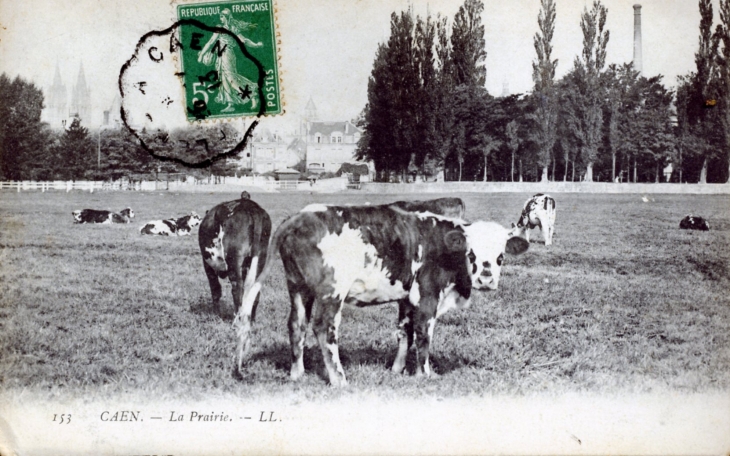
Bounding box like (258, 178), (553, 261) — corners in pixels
(176, 0), (281, 121)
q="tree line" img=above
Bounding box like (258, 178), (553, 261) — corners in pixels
(356, 0), (730, 183)
(0, 73), (241, 182)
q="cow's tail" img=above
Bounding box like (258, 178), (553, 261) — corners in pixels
(233, 212), (299, 373)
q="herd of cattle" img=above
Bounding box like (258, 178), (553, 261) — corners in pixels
(71, 192), (710, 386)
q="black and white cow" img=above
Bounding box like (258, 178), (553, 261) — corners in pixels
(234, 202), (528, 386)
(173, 213), (202, 235)
(510, 193), (556, 246)
(140, 212), (201, 236)
(679, 214), (710, 231)
(72, 208), (134, 224)
(388, 197), (466, 219)
(198, 198), (271, 318)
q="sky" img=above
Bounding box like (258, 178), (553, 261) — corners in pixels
(0, 0), (714, 132)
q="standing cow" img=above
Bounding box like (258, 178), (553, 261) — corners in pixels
(510, 193), (556, 245)
(234, 202), (528, 386)
(198, 198), (271, 318)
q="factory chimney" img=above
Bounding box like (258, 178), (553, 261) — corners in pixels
(633, 4), (643, 74)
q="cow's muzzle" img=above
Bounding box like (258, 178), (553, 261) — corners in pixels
(474, 277), (497, 290)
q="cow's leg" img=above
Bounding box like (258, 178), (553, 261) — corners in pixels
(547, 212), (556, 245)
(288, 285), (313, 381)
(228, 258), (244, 318)
(536, 214), (551, 245)
(202, 261), (222, 310)
(392, 299), (414, 374)
(312, 296), (347, 386)
(413, 308), (437, 378)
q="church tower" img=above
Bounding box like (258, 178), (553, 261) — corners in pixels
(71, 63), (91, 124)
(44, 63), (68, 129)
(304, 96), (318, 122)
(501, 80), (510, 97)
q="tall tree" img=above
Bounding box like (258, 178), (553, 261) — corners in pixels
(55, 117), (96, 179)
(450, 0), (487, 87)
(716, 0), (730, 182)
(0, 74), (48, 180)
(569, 0), (609, 181)
(505, 120), (521, 181)
(688, 0), (721, 183)
(531, 0), (559, 182)
(413, 14), (440, 171)
(357, 9), (432, 181)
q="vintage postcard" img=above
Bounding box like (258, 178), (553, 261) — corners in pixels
(1, 0), (729, 455)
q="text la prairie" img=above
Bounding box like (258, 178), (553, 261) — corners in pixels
(100, 411), (278, 422)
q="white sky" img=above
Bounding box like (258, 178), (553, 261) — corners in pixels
(0, 0), (713, 131)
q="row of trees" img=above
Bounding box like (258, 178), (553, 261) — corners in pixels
(0, 73), (243, 181)
(356, 0), (730, 183)
(676, 0), (730, 183)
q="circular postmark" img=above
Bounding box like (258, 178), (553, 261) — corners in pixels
(119, 16), (279, 166)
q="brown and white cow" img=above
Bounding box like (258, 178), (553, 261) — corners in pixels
(72, 208), (134, 224)
(140, 212), (201, 236)
(234, 202), (528, 386)
(198, 198), (271, 318)
(510, 193), (556, 245)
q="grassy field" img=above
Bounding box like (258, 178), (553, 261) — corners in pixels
(0, 190), (729, 400)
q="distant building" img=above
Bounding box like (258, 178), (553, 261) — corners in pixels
(241, 129), (303, 174)
(43, 62), (93, 129)
(300, 97), (363, 174)
(501, 80), (510, 97)
(70, 63), (91, 124)
(104, 94), (123, 128)
(305, 120), (362, 174)
(44, 64), (68, 129)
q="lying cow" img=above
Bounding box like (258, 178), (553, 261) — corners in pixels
(198, 198), (271, 318)
(140, 212), (201, 236)
(388, 197), (465, 219)
(72, 208), (134, 224)
(679, 214), (710, 231)
(234, 202), (528, 386)
(510, 193), (556, 245)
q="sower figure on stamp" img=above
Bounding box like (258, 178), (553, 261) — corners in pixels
(198, 9), (262, 112)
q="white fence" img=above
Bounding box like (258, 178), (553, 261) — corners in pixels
(0, 177), (350, 193)
(0, 180), (168, 192)
(4, 179), (730, 194)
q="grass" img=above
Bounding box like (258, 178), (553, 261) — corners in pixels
(0, 190), (728, 401)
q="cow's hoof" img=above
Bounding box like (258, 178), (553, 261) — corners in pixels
(290, 368), (305, 382)
(329, 377), (348, 387)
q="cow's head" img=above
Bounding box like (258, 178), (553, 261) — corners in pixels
(120, 208), (135, 219)
(508, 222), (529, 242)
(203, 227), (227, 272)
(72, 210), (82, 223)
(187, 212), (202, 228)
(463, 221), (529, 290)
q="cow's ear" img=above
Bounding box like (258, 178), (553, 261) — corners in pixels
(511, 222), (516, 228)
(506, 236), (529, 255)
(444, 230), (467, 253)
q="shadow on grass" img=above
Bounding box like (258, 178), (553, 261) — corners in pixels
(189, 295), (237, 320)
(236, 341), (470, 384)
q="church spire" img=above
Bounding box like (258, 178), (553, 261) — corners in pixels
(71, 62), (91, 124)
(43, 62), (68, 129)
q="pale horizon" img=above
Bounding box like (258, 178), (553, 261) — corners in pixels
(0, 0), (714, 132)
